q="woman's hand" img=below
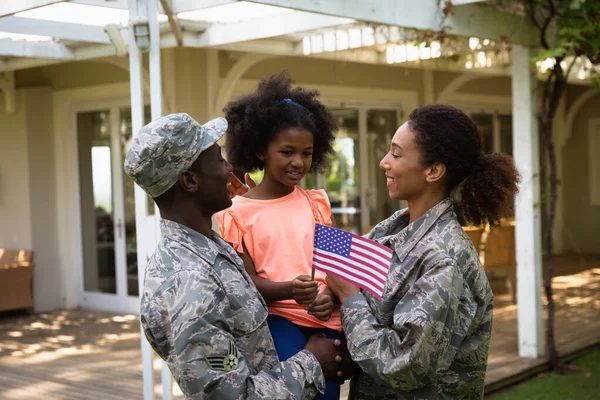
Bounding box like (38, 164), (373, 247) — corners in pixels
(228, 172), (256, 199)
(326, 275), (360, 304)
(307, 293), (334, 321)
(291, 275), (319, 304)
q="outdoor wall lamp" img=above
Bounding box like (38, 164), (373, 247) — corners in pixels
(131, 16), (151, 52)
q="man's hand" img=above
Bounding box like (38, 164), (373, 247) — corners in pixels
(291, 275), (318, 304)
(326, 274), (360, 304)
(307, 293), (334, 321)
(228, 172), (257, 199)
(304, 335), (357, 382)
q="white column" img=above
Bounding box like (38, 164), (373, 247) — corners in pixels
(128, 1), (155, 399)
(511, 44), (544, 358)
(147, 0), (174, 398)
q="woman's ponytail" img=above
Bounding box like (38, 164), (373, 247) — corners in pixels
(460, 153), (520, 226)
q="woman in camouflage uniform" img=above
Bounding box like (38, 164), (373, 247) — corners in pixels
(326, 105), (520, 399)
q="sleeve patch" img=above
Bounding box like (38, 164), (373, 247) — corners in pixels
(205, 340), (239, 371)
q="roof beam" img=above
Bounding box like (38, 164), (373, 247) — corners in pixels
(0, 38), (75, 58)
(0, 32), (181, 71)
(187, 12), (352, 47)
(451, 0), (487, 4)
(245, 0), (538, 46)
(0, 16), (111, 44)
(0, 0), (68, 17)
(70, 0), (129, 9)
(173, 0), (237, 14)
(160, 0), (183, 46)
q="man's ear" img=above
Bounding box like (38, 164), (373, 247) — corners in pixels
(179, 170), (200, 192)
(425, 162), (446, 183)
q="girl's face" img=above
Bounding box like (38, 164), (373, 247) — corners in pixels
(379, 122), (429, 201)
(260, 127), (314, 188)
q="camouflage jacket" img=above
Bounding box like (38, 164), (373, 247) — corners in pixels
(341, 198), (493, 399)
(140, 219), (325, 399)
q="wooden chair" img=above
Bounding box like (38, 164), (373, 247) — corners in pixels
(483, 224), (516, 303)
(0, 249), (35, 312)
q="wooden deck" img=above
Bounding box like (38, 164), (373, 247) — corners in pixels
(1, 253), (599, 399)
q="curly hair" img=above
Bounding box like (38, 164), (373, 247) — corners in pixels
(408, 105), (521, 226)
(223, 71), (337, 173)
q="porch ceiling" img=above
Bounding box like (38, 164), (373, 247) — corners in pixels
(0, 0), (527, 71)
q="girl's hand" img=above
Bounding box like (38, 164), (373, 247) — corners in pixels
(291, 275), (318, 304)
(307, 293), (334, 321)
(326, 275), (360, 304)
(228, 172), (257, 199)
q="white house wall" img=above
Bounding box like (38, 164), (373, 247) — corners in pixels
(564, 89), (600, 255)
(0, 87), (62, 312)
(0, 93), (32, 251)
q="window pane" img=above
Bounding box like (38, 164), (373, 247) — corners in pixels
(366, 109), (402, 232)
(77, 110), (116, 294)
(326, 108), (361, 234)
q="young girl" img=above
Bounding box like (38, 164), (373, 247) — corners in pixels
(216, 71), (342, 400)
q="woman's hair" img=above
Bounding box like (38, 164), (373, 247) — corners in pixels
(408, 104), (520, 226)
(223, 70), (337, 173)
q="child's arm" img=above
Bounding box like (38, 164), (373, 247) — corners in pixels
(239, 240), (318, 304)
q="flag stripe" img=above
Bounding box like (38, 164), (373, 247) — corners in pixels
(352, 234), (394, 256)
(352, 239), (393, 263)
(352, 244), (392, 266)
(314, 251), (387, 286)
(349, 249), (390, 274)
(313, 260), (385, 296)
(314, 252), (386, 288)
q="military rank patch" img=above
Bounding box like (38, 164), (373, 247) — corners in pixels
(205, 340), (239, 371)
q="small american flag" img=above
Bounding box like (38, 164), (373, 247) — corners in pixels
(312, 223), (393, 299)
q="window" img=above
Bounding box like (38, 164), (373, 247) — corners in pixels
(471, 112), (513, 155)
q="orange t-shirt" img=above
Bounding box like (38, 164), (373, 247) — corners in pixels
(215, 186), (342, 330)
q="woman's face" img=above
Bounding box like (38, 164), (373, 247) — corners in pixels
(379, 122), (430, 201)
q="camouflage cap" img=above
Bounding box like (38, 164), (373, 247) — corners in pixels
(124, 113), (227, 198)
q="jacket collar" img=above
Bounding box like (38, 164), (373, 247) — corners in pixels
(160, 219), (239, 265)
(376, 198), (454, 263)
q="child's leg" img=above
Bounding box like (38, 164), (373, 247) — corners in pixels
(266, 314), (307, 361)
(300, 327), (342, 400)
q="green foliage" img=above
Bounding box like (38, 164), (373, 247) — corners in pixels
(532, 0), (600, 65)
(489, 347), (600, 400)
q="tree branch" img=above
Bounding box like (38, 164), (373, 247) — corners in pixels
(565, 56), (579, 82)
(525, 0), (543, 30)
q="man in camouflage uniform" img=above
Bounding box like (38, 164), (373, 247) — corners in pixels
(124, 113), (350, 399)
(327, 199), (494, 399)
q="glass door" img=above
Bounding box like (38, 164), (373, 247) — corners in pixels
(76, 104), (150, 312)
(326, 108), (362, 233)
(365, 109), (402, 232)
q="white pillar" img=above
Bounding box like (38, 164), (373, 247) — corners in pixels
(128, 1), (155, 399)
(511, 44), (544, 358)
(147, 0), (173, 398)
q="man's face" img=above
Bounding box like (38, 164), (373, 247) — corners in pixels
(191, 144), (233, 215)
